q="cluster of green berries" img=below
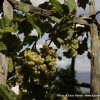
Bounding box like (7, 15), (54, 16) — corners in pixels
(15, 65), (23, 85)
(70, 39), (79, 57)
(22, 44), (57, 86)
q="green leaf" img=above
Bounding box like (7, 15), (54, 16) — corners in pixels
(0, 17), (18, 33)
(0, 23), (18, 33)
(18, 2), (31, 13)
(26, 13), (43, 36)
(18, 20), (33, 36)
(3, 34), (22, 54)
(67, 29), (74, 39)
(21, 0), (31, 4)
(63, 50), (71, 58)
(49, 0), (63, 14)
(14, 12), (26, 22)
(65, 0), (76, 13)
(62, 4), (69, 15)
(37, 21), (52, 33)
(57, 38), (63, 44)
(77, 0), (89, 9)
(54, 40), (61, 48)
(39, 2), (52, 9)
(50, 16), (61, 23)
(0, 17), (12, 28)
(0, 85), (16, 100)
(23, 36), (37, 45)
(78, 38), (88, 55)
(8, 57), (14, 73)
(0, 42), (7, 51)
